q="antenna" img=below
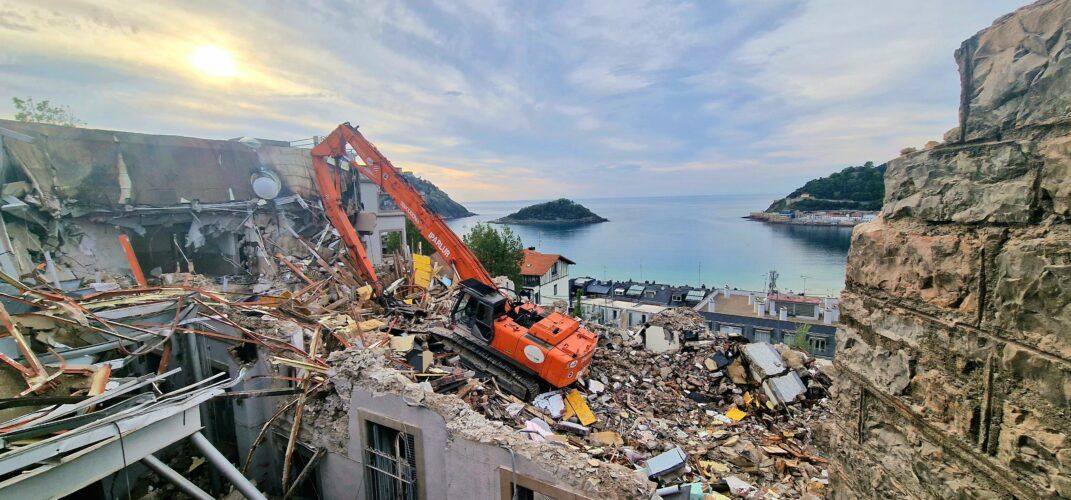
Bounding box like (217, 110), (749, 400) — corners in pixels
(800, 274), (812, 295)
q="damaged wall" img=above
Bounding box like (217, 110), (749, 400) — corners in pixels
(0, 119), (346, 285)
(822, 0), (1071, 497)
(302, 349), (654, 500)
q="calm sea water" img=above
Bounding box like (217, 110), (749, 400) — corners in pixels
(445, 194), (853, 296)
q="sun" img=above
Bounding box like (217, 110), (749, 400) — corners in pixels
(189, 45), (237, 78)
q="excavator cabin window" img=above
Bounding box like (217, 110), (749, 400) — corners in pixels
(453, 294), (495, 342)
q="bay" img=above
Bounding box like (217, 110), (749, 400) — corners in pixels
(445, 194), (853, 296)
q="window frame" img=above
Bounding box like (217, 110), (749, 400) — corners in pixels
(809, 335), (828, 352)
(499, 467), (587, 500)
(358, 410), (426, 500)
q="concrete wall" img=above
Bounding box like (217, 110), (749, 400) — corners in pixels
(357, 176), (406, 265)
(316, 387), (595, 500)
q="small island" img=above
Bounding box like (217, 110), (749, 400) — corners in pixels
(493, 198), (608, 225)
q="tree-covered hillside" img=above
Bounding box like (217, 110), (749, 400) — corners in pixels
(766, 162), (887, 212)
(495, 198), (607, 224)
(401, 172), (475, 219)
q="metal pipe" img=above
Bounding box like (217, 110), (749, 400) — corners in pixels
(189, 432), (268, 500)
(141, 454), (213, 500)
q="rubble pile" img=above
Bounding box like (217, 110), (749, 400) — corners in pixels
(0, 118), (839, 498)
(648, 307), (707, 333)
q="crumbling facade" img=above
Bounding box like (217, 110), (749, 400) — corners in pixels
(823, 0), (1071, 497)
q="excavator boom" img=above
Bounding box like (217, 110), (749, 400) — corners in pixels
(311, 123), (495, 289)
(309, 122), (598, 397)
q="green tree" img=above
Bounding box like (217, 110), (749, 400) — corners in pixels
(383, 231), (402, 254)
(11, 97), (84, 126)
(790, 323), (812, 351)
(405, 219), (431, 254)
(462, 222), (524, 289)
(572, 289), (583, 318)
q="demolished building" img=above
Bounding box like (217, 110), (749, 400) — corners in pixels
(0, 117), (835, 499)
(822, 0), (1071, 497)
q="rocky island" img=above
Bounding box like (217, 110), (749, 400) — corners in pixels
(493, 198), (608, 224)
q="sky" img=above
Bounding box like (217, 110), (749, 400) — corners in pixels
(0, 0), (1029, 202)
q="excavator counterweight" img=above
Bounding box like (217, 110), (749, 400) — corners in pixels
(309, 123), (598, 398)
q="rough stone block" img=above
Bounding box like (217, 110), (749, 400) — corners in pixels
(835, 325), (912, 396)
(846, 220), (982, 316)
(884, 141), (1036, 224)
(1039, 134), (1071, 216)
(985, 226), (1071, 359)
(956, 0), (1071, 141)
(995, 402), (1071, 494)
(1000, 343), (1071, 408)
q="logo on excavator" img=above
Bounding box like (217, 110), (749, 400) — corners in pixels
(398, 201), (421, 226)
(427, 231), (451, 258)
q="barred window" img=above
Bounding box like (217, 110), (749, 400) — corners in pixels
(361, 412), (423, 500)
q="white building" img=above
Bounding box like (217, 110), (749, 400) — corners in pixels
(520, 248), (575, 306)
(356, 173), (406, 265)
(579, 297), (666, 329)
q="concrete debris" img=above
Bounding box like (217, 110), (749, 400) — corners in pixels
(646, 446), (689, 479)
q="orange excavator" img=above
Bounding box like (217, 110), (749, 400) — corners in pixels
(309, 123), (598, 398)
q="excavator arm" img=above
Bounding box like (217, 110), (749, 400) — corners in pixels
(309, 122), (598, 397)
(309, 129), (383, 295)
(311, 122), (496, 290)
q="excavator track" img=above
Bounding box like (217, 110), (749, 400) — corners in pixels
(428, 326), (542, 400)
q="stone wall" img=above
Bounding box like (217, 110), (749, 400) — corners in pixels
(823, 1), (1071, 498)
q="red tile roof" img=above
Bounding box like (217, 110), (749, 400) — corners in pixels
(521, 249), (575, 276)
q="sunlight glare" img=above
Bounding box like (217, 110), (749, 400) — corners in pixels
(189, 45), (237, 78)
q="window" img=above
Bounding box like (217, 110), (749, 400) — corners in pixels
(523, 275), (540, 287)
(499, 467), (582, 499)
(643, 290), (656, 298)
(553, 284), (558, 296)
(612, 310), (619, 319)
(781, 302), (818, 318)
(377, 192), (398, 212)
(360, 411), (424, 500)
(551, 262), (559, 277)
(640, 314), (647, 323)
(753, 328), (772, 343)
(809, 336), (828, 352)
(719, 325), (743, 335)
(671, 294), (683, 302)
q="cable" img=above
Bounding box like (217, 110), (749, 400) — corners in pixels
(112, 421), (132, 500)
(501, 443), (518, 500)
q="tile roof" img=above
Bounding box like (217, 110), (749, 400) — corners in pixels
(521, 249), (575, 276)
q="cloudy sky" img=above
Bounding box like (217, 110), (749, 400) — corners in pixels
(0, 0), (1027, 201)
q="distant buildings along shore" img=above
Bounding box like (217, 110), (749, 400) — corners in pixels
(747, 209), (877, 227)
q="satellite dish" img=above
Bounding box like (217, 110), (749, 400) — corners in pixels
(250, 170), (282, 199)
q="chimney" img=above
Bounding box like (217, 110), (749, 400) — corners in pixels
(779, 307), (788, 321)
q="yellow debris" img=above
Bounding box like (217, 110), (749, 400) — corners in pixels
(356, 284), (373, 301)
(359, 318), (386, 331)
(564, 389), (597, 426)
(725, 407), (746, 421)
(412, 253), (432, 289)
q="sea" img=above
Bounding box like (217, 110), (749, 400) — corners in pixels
(444, 194), (854, 297)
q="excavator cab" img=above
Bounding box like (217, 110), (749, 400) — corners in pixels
(451, 279), (507, 342)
